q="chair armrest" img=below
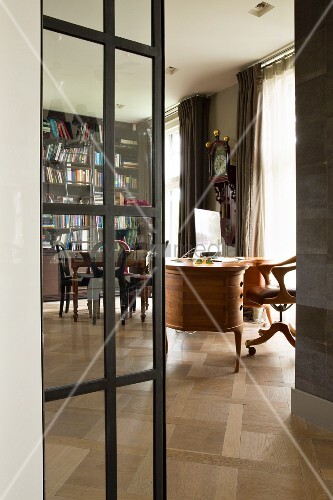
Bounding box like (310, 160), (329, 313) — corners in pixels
(257, 256), (296, 285)
(271, 264), (296, 300)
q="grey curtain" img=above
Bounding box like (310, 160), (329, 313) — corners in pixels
(178, 95), (211, 257)
(236, 63), (264, 256)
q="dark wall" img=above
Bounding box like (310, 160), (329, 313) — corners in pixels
(295, 0), (333, 402)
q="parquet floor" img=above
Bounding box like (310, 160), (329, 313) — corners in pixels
(43, 300), (333, 499)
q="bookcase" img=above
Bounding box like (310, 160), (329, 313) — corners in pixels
(42, 110), (146, 250)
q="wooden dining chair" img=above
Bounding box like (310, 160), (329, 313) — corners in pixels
(55, 242), (91, 317)
(89, 240), (130, 325)
(245, 256), (296, 355)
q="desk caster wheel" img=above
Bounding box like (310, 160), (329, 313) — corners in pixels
(248, 346), (256, 356)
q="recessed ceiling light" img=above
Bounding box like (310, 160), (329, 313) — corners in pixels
(166, 66), (179, 76)
(249, 2), (275, 17)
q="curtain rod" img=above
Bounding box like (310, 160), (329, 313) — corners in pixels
(165, 104), (179, 118)
(260, 43), (295, 68)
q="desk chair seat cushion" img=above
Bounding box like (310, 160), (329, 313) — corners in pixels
(246, 285), (296, 306)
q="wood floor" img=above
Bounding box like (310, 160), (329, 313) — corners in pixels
(43, 300), (333, 499)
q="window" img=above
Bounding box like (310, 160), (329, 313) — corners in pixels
(165, 120), (180, 257)
(262, 56), (296, 260)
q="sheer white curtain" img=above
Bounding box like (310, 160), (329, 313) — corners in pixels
(261, 55), (296, 259)
(165, 120), (180, 257)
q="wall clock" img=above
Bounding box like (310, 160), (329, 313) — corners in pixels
(206, 130), (236, 247)
(206, 129), (229, 181)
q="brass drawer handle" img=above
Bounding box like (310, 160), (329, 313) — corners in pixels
(240, 293), (243, 298)
(240, 281), (244, 287)
(240, 305), (243, 311)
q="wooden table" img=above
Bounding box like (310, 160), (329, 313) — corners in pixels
(165, 259), (249, 372)
(70, 249), (148, 322)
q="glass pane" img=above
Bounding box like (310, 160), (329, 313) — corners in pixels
(115, 216), (154, 375)
(43, 0), (103, 32)
(45, 393), (105, 498)
(117, 381), (153, 498)
(43, 30), (103, 205)
(42, 213), (104, 388)
(115, 0), (151, 45)
(115, 51), (152, 206)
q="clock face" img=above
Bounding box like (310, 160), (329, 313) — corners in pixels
(213, 145), (227, 176)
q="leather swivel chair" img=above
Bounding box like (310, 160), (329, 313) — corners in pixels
(245, 256), (296, 355)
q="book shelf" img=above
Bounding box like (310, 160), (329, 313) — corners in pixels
(42, 111), (146, 250)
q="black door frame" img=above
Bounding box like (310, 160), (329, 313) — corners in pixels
(42, 1), (166, 498)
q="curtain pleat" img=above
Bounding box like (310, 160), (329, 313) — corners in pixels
(236, 64), (264, 257)
(177, 96), (211, 257)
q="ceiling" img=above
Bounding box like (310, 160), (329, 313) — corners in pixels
(165, 0), (294, 110)
(43, 0), (294, 122)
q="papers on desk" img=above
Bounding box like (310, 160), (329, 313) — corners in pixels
(171, 257), (196, 262)
(212, 257), (245, 262)
(170, 257), (245, 263)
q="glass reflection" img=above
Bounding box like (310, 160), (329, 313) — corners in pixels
(117, 381), (153, 498)
(115, 51), (152, 206)
(43, 30), (103, 205)
(45, 393), (105, 498)
(43, 0), (103, 31)
(42, 213), (104, 388)
(115, 216), (154, 376)
(115, 0), (151, 45)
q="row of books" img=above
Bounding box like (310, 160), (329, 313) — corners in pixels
(78, 122), (103, 143)
(95, 152), (103, 166)
(43, 165), (65, 184)
(49, 118), (73, 140)
(94, 171), (103, 188)
(66, 168), (91, 184)
(115, 216), (137, 229)
(44, 143), (90, 164)
(50, 214), (92, 228)
(115, 174), (138, 190)
(46, 118), (104, 144)
(44, 143), (137, 168)
(65, 146), (89, 164)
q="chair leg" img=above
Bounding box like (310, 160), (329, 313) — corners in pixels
(65, 283), (71, 313)
(92, 299), (98, 325)
(245, 322), (296, 353)
(263, 304), (273, 325)
(87, 299), (92, 318)
(59, 284), (65, 317)
(118, 276), (127, 325)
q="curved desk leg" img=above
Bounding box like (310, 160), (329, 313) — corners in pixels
(233, 326), (243, 373)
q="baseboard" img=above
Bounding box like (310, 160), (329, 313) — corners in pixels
(291, 388), (333, 432)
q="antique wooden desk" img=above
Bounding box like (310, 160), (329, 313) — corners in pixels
(165, 259), (249, 372)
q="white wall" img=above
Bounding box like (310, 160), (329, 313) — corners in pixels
(209, 83), (238, 152)
(0, 1), (43, 499)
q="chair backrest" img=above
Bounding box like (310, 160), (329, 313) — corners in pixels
(90, 242), (104, 278)
(90, 241), (128, 278)
(55, 242), (71, 283)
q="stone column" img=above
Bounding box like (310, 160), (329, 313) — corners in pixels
(292, 0), (333, 429)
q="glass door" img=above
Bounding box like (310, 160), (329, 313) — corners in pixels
(42, 1), (165, 498)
